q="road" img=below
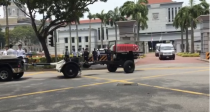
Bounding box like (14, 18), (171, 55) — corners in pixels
(0, 54), (209, 112)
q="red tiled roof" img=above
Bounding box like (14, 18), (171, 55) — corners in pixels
(148, 0), (173, 4)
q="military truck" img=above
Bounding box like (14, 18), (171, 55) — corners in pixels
(0, 56), (25, 81)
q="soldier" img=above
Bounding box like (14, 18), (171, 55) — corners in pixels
(92, 48), (97, 62)
(16, 44), (26, 58)
(83, 48), (89, 62)
(7, 44), (17, 56)
(106, 47), (112, 61)
(2, 44), (9, 55)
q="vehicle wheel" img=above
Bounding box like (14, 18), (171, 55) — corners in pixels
(0, 68), (13, 81)
(62, 64), (79, 78)
(13, 72), (24, 80)
(172, 57), (175, 60)
(159, 57), (162, 60)
(123, 60), (135, 73)
(83, 62), (90, 68)
(107, 64), (117, 72)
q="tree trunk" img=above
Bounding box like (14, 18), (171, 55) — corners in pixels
(100, 23), (103, 48)
(68, 24), (72, 54)
(76, 22), (79, 51)
(114, 23), (117, 41)
(89, 19), (91, 52)
(181, 27), (184, 52)
(137, 22), (140, 41)
(186, 28), (189, 52)
(190, 20), (194, 53)
(39, 37), (51, 63)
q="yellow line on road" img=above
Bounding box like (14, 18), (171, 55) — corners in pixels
(24, 72), (44, 76)
(0, 81), (117, 100)
(137, 83), (210, 97)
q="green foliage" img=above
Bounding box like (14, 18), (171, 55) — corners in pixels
(107, 7), (127, 26)
(0, 0), (11, 6)
(9, 25), (39, 45)
(177, 52), (200, 57)
(12, 0), (107, 63)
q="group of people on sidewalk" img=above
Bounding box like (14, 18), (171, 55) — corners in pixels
(1, 43), (26, 58)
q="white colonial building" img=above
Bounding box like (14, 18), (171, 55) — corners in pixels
(47, 0), (203, 55)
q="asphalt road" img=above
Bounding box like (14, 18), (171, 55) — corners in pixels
(0, 56), (209, 112)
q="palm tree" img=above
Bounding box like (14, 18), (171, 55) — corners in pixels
(87, 12), (96, 52)
(107, 7), (127, 41)
(96, 10), (107, 48)
(187, 0), (209, 53)
(120, 0), (149, 41)
(74, 12), (84, 51)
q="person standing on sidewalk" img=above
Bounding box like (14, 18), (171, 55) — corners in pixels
(83, 48), (89, 62)
(92, 48), (97, 62)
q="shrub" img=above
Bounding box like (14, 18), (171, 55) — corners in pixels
(176, 52), (199, 57)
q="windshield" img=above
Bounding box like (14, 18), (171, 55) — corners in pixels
(160, 46), (174, 50)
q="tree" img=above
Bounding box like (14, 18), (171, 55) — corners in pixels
(87, 12), (96, 52)
(9, 25), (39, 45)
(120, 0), (148, 41)
(12, 0), (107, 62)
(187, 0), (209, 53)
(96, 10), (107, 48)
(108, 7), (127, 41)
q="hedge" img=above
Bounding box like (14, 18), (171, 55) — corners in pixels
(176, 52), (200, 57)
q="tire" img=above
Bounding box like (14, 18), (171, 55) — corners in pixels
(107, 64), (117, 72)
(62, 64), (79, 78)
(172, 56), (175, 60)
(13, 72), (24, 80)
(159, 57), (162, 60)
(0, 68), (13, 81)
(123, 60), (135, 73)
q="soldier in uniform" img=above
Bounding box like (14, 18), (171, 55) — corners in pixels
(83, 48), (89, 62)
(6, 44), (17, 56)
(16, 44), (26, 58)
(92, 48), (97, 62)
(106, 48), (112, 61)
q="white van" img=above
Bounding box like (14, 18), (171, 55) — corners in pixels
(155, 43), (161, 57)
(158, 43), (176, 60)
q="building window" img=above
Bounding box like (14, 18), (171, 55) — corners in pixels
(98, 45), (101, 49)
(152, 13), (159, 20)
(168, 8), (171, 22)
(85, 36), (88, 42)
(72, 46), (75, 50)
(65, 46), (68, 51)
(175, 7), (177, 15)
(64, 38), (68, 43)
(86, 45), (88, 48)
(79, 37), (81, 43)
(72, 37), (75, 43)
(106, 28), (108, 40)
(98, 28), (100, 40)
(172, 8), (174, 22)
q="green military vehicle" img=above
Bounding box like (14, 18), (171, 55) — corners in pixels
(0, 55), (25, 81)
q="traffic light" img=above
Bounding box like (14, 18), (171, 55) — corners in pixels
(206, 52), (209, 59)
(48, 32), (54, 47)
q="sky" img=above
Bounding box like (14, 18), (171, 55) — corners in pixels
(0, 0), (205, 20)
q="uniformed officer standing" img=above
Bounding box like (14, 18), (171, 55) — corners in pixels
(106, 48), (112, 61)
(83, 48), (89, 62)
(2, 44), (9, 55)
(92, 48), (97, 62)
(16, 44), (26, 58)
(72, 49), (77, 58)
(7, 44), (17, 56)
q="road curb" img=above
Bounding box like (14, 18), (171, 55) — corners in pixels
(197, 58), (209, 62)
